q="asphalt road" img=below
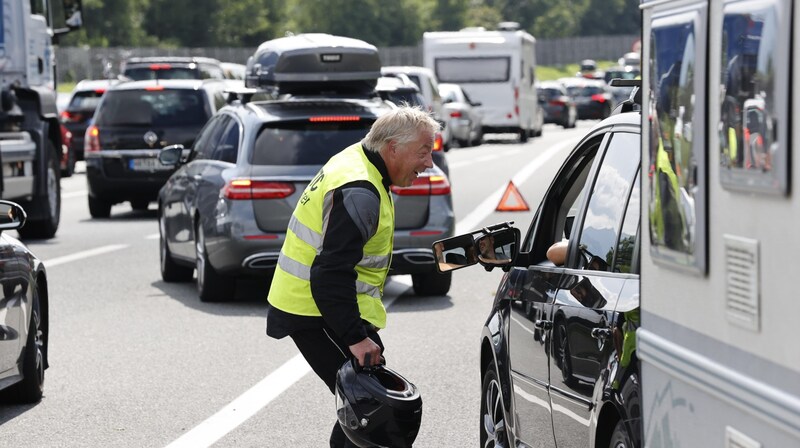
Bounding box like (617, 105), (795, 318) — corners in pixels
(0, 122), (594, 447)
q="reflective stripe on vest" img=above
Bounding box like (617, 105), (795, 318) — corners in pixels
(267, 143), (393, 329)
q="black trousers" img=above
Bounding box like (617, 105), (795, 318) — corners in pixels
(290, 326), (384, 448)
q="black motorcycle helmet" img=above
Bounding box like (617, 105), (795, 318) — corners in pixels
(335, 358), (423, 448)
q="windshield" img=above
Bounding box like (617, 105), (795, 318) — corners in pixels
(252, 120), (375, 166)
(435, 57), (510, 83)
(95, 89), (209, 127)
(123, 67), (200, 80)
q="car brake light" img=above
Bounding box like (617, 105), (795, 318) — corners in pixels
(308, 116), (361, 122)
(60, 110), (83, 123)
(145, 85), (165, 91)
(433, 132), (443, 152)
(85, 125), (101, 153)
(223, 179), (295, 200)
(149, 63), (172, 70)
(390, 174), (450, 196)
(94, 89), (106, 94)
(449, 111), (462, 118)
(514, 87), (520, 116)
(591, 94), (606, 103)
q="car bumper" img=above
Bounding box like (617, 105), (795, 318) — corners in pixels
(87, 151), (175, 203)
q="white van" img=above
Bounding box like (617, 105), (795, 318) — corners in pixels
(423, 26), (543, 142)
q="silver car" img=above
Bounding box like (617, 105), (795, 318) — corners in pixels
(438, 83), (483, 147)
(157, 96), (456, 302)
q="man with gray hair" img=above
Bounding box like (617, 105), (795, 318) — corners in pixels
(266, 106), (439, 447)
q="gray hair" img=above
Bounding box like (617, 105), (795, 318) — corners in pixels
(362, 106), (441, 152)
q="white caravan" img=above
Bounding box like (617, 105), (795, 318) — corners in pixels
(423, 26), (543, 142)
(639, 0), (799, 446)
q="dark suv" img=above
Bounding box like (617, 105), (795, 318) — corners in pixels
(435, 88), (642, 447)
(85, 79), (227, 217)
(120, 56), (227, 81)
(157, 94), (455, 302)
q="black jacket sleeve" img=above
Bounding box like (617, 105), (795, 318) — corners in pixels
(310, 180), (381, 346)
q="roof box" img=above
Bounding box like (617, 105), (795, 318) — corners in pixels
(245, 33), (382, 95)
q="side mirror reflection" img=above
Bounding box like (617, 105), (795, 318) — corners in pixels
(433, 234), (477, 273)
(0, 201), (27, 231)
(432, 225), (520, 273)
(159, 144), (185, 166)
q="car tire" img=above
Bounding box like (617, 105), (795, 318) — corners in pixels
(518, 128), (528, 143)
(1, 284), (45, 403)
(61, 148), (75, 178)
(130, 200), (150, 211)
(609, 420), (635, 448)
(411, 271), (451, 296)
(196, 222), (230, 302)
(160, 212), (193, 283)
(480, 361), (511, 448)
(18, 141), (60, 239)
(88, 195), (112, 218)
(457, 137), (470, 148)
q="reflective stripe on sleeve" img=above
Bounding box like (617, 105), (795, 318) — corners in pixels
(359, 253), (390, 269)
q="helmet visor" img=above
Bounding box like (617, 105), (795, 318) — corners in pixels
(336, 387), (362, 430)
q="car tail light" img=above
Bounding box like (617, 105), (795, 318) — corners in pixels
(85, 125), (101, 153)
(223, 179), (295, 200)
(449, 111), (462, 118)
(433, 132), (443, 152)
(94, 89), (106, 94)
(149, 63), (172, 70)
(390, 174), (450, 196)
(549, 99), (565, 106)
(590, 94), (607, 103)
(145, 85), (165, 91)
(60, 110), (83, 123)
(514, 87), (520, 116)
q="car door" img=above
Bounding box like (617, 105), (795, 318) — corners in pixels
(163, 115), (228, 259)
(548, 131), (641, 447)
(194, 115), (241, 236)
(0, 235), (24, 373)
(506, 133), (604, 447)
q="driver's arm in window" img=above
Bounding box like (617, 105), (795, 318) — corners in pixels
(547, 240), (568, 266)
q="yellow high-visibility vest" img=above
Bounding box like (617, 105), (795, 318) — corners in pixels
(267, 143), (394, 329)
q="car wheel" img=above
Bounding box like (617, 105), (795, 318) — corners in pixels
(88, 195), (112, 218)
(556, 322), (577, 386)
(196, 221), (230, 302)
(18, 141), (60, 239)
(61, 148), (75, 178)
(130, 200), (150, 211)
(160, 212), (193, 282)
(1, 284), (45, 403)
(609, 420), (634, 448)
(518, 128), (528, 143)
(480, 361), (511, 448)
(457, 137), (470, 148)
(411, 271), (451, 296)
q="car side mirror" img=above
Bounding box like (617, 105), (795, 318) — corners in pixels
(475, 227), (520, 269)
(159, 144), (185, 167)
(433, 234), (478, 273)
(0, 200), (27, 231)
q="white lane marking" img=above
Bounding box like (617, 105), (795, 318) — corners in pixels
(44, 244), (129, 268)
(145, 233), (159, 240)
(165, 354), (313, 448)
(62, 190), (87, 199)
(449, 153), (501, 169)
(455, 137), (579, 235)
(163, 139), (578, 446)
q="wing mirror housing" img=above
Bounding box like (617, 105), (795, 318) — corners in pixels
(0, 200), (27, 231)
(433, 222), (520, 273)
(158, 144), (186, 167)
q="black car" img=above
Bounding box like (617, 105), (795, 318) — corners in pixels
(120, 56), (227, 81)
(157, 95), (456, 301)
(0, 201), (49, 404)
(537, 81), (577, 128)
(434, 91), (642, 447)
(85, 79), (228, 217)
(560, 77), (614, 120)
(60, 79), (118, 162)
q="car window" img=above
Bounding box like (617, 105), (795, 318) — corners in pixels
(573, 132), (640, 272)
(192, 115), (229, 160)
(95, 89), (210, 127)
(212, 118), (240, 163)
(252, 120), (375, 166)
(68, 91), (104, 112)
(200, 64), (225, 80)
(123, 67), (199, 80)
(613, 169), (640, 274)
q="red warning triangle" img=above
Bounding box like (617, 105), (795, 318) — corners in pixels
(496, 181), (530, 212)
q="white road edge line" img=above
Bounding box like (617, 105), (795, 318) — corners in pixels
(164, 137), (580, 447)
(44, 244), (129, 267)
(62, 190), (88, 199)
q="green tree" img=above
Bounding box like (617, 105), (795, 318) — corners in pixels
(534, 5), (581, 38)
(430, 0), (470, 31)
(579, 0), (640, 36)
(213, 0), (286, 47)
(145, 0), (217, 47)
(61, 0), (157, 46)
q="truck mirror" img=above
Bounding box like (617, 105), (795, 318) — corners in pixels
(64, 0), (83, 29)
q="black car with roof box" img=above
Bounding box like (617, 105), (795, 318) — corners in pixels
(157, 33), (455, 302)
(85, 78), (227, 217)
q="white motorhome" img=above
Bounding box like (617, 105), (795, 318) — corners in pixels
(423, 25), (543, 142)
(639, 0), (799, 446)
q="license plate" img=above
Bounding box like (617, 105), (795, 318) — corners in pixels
(129, 157), (171, 171)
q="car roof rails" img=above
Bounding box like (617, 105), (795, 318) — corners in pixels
(610, 78), (642, 114)
(225, 87), (275, 105)
(245, 33), (382, 96)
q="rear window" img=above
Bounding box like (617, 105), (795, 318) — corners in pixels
(123, 67), (200, 81)
(538, 87), (563, 99)
(252, 120), (375, 166)
(68, 91), (104, 112)
(435, 57), (510, 83)
(95, 89), (210, 127)
(383, 91), (426, 108)
(566, 85), (605, 97)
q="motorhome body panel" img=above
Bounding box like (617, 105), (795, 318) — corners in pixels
(639, 0), (800, 445)
(423, 30), (538, 133)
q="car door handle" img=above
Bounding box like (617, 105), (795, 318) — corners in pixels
(534, 320), (552, 330)
(591, 328), (611, 340)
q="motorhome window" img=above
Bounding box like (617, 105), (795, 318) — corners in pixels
(252, 121), (374, 166)
(718, 0), (788, 194)
(614, 169), (640, 274)
(434, 57), (510, 83)
(575, 132), (639, 272)
(648, 8), (704, 270)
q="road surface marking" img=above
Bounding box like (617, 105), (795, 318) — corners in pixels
(62, 190), (87, 199)
(44, 244), (129, 268)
